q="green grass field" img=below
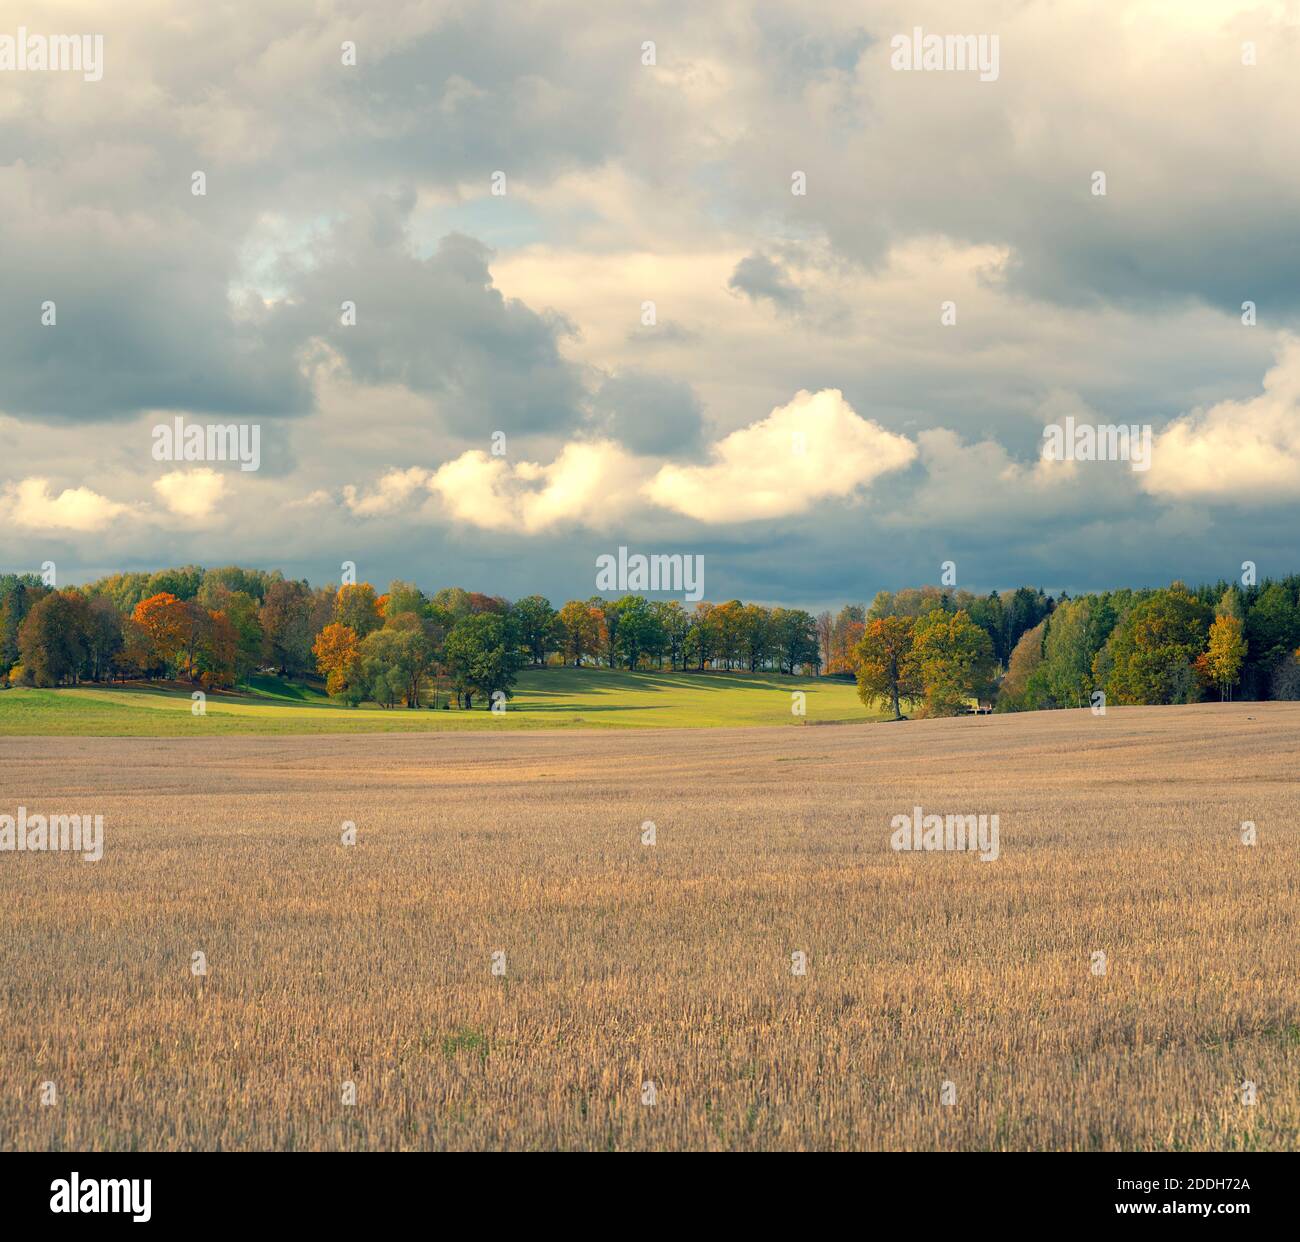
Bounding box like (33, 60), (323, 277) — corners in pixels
(0, 668), (881, 735)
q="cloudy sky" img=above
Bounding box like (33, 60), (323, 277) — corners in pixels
(2, 0), (1299, 609)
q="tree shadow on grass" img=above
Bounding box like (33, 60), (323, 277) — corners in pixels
(513, 702), (669, 713)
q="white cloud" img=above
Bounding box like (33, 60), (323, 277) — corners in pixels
(153, 469), (226, 520)
(1143, 339), (1300, 503)
(343, 466), (431, 516)
(428, 441), (644, 533)
(894, 426), (1103, 531)
(645, 389), (916, 522)
(1, 478), (134, 532)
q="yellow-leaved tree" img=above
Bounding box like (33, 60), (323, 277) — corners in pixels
(1201, 613), (1246, 701)
(313, 622), (360, 698)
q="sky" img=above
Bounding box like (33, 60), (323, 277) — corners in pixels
(2, 0), (1299, 611)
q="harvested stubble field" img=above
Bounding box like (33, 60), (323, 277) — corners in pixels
(0, 702), (1297, 1151)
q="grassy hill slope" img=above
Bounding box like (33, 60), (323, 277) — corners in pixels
(0, 667), (880, 736)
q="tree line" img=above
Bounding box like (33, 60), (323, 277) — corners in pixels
(0, 566), (821, 709)
(853, 579), (1298, 718)
(3, 567), (1296, 716)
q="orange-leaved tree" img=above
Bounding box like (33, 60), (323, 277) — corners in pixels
(558, 599), (602, 666)
(854, 615), (918, 720)
(313, 622), (360, 697)
(131, 593), (189, 677)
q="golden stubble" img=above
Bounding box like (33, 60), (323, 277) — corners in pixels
(0, 702), (1296, 1150)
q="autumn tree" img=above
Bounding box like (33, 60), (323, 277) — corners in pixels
(334, 583), (383, 639)
(589, 597), (618, 666)
(313, 622), (361, 698)
(198, 586), (262, 680)
(17, 591), (89, 686)
(829, 605), (866, 674)
(0, 577), (46, 675)
(854, 615), (918, 719)
(1102, 584), (1212, 705)
(193, 610), (240, 688)
(132, 593), (190, 675)
(81, 595), (124, 682)
(996, 620), (1046, 711)
(711, 601), (744, 669)
(558, 600), (602, 666)
(114, 617), (155, 681)
(1201, 613), (1246, 701)
(259, 579), (315, 676)
(910, 609), (997, 717)
(686, 602), (718, 670)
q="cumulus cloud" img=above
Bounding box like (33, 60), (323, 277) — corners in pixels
(645, 389), (916, 522)
(429, 441), (644, 533)
(1143, 339), (1300, 503)
(6, 3), (1300, 600)
(343, 466), (432, 517)
(153, 469), (226, 520)
(343, 389), (919, 532)
(1, 478), (134, 532)
(888, 425), (1115, 532)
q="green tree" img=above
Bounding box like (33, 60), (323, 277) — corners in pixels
(0, 578), (46, 673)
(996, 620), (1046, 711)
(146, 566), (204, 601)
(967, 591), (1007, 664)
(738, 603), (773, 672)
(199, 566), (272, 603)
(1245, 582), (1299, 674)
(17, 591), (90, 686)
(334, 583), (383, 639)
(511, 595), (558, 666)
(685, 602), (718, 671)
(610, 596), (664, 670)
(1102, 583), (1212, 705)
(1032, 597), (1111, 708)
(911, 609), (996, 716)
(769, 608), (821, 675)
(443, 613), (523, 709)
(653, 600), (692, 670)
(383, 580), (427, 621)
(357, 622), (433, 708)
